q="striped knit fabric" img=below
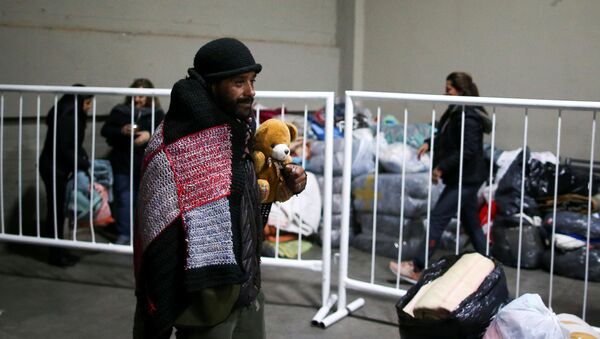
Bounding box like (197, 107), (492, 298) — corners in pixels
(138, 123), (239, 271)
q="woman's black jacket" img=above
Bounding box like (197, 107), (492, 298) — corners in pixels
(39, 95), (90, 178)
(426, 105), (491, 186)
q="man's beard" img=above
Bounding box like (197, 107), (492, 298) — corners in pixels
(215, 92), (253, 119)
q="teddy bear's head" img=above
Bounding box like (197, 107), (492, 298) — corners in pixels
(254, 119), (298, 162)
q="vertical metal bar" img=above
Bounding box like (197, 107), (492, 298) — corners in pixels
(297, 104), (309, 260)
(486, 107), (497, 256)
(18, 94), (23, 235)
(455, 106), (466, 255)
(301, 104), (308, 169)
(424, 107), (436, 269)
(73, 95), (78, 240)
(88, 97), (97, 243)
(255, 106), (261, 129)
(337, 94), (355, 310)
(0, 94), (4, 233)
(274, 103), (285, 257)
(516, 108), (529, 297)
(129, 97), (135, 244)
(52, 96), (58, 238)
(548, 110), (562, 309)
(321, 93), (334, 308)
(274, 204), (281, 259)
(151, 97), (156, 135)
(395, 106), (409, 288)
(370, 107), (382, 284)
(36, 95), (41, 237)
(582, 111), (596, 321)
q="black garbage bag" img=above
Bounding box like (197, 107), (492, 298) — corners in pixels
(526, 159), (580, 198)
(396, 253), (509, 339)
(495, 150), (540, 217)
(491, 215), (546, 269)
(543, 210), (600, 240)
(352, 218), (424, 259)
(542, 246), (600, 282)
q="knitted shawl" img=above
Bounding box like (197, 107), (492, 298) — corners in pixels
(133, 69), (259, 337)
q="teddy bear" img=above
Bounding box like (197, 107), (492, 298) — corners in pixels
(252, 119), (298, 203)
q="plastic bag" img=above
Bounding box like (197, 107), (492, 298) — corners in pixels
(267, 172), (321, 236)
(543, 210), (600, 240)
(494, 150), (540, 217)
(542, 246), (600, 282)
(351, 173), (441, 218)
(396, 253), (509, 339)
(483, 294), (564, 339)
(525, 159), (580, 199)
(307, 131), (375, 177)
(352, 217), (424, 259)
(378, 142), (430, 174)
(491, 217), (545, 269)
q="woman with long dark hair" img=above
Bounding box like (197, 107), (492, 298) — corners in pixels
(391, 72), (491, 283)
(39, 84), (94, 267)
(101, 78), (165, 245)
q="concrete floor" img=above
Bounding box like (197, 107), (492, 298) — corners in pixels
(0, 240), (598, 338)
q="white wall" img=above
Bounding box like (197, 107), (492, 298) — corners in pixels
(359, 0), (600, 159)
(0, 0), (339, 93)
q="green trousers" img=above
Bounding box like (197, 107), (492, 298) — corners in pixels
(174, 291), (265, 339)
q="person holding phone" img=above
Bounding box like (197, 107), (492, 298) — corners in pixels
(101, 78), (165, 245)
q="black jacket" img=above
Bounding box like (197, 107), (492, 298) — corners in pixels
(101, 104), (164, 175)
(39, 95), (90, 178)
(427, 105), (489, 186)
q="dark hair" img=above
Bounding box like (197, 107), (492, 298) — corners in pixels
(46, 84), (94, 124)
(446, 72), (488, 115)
(446, 72), (480, 97)
(124, 78), (161, 108)
(58, 83), (94, 109)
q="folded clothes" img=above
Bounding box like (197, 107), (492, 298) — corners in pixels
(404, 253), (495, 320)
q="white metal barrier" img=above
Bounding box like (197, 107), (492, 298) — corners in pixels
(320, 90), (600, 328)
(0, 84), (336, 323)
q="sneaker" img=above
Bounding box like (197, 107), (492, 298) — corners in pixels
(389, 260), (421, 284)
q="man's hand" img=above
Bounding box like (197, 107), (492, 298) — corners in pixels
(282, 163), (307, 194)
(417, 143), (429, 160)
(432, 167), (442, 184)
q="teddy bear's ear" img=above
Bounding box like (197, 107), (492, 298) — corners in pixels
(286, 122), (298, 142)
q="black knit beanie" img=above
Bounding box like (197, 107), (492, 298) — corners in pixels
(193, 38), (262, 82)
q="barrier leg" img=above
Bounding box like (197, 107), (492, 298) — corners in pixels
(319, 298), (365, 328)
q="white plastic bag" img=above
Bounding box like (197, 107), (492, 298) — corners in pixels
(267, 171), (321, 236)
(484, 293), (565, 339)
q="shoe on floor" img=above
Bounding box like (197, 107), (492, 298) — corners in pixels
(115, 235), (131, 245)
(48, 250), (80, 268)
(389, 260), (421, 284)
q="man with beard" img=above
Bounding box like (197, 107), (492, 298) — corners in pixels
(133, 38), (307, 339)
